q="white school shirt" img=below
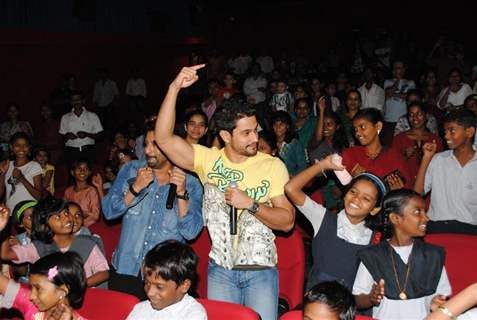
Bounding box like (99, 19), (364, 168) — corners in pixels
(126, 78), (147, 97)
(383, 79), (416, 122)
(93, 79), (119, 107)
(126, 294), (207, 320)
(358, 83), (385, 112)
(425, 150), (477, 225)
(298, 195), (372, 244)
(352, 243), (452, 320)
(59, 107), (103, 149)
(4, 161), (42, 211)
(437, 84), (473, 109)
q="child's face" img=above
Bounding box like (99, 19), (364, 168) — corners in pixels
(273, 121), (289, 139)
(118, 154), (132, 169)
(35, 150), (49, 167)
(391, 196), (428, 238)
(323, 117), (338, 138)
(185, 114), (208, 141)
(325, 84), (336, 96)
(407, 105), (426, 129)
(21, 208), (33, 232)
(269, 82), (278, 94)
(11, 138), (30, 159)
(346, 92), (360, 111)
(353, 118), (382, 146)
(72, 163), (91, 182)
(143, 269), (189, 311)
(444, 121), (474, 150)
(465, 99), (477, 116)
(114, 133), (127, 148)
(304, 302), (340, 320)
(277, 82), (287, 94)
(104, 167), (116, 182)
(29, 274), (65, 312)
(69, 204), (84, 234)
(48, 209), (73, 235)
(295, 100), (310, 120)
(223, 74), (236, 88)
(258, 137), (274, 155)
(344, 179), (378, 222)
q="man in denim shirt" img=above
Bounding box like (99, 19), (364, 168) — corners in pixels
(102, 118), (203, 299)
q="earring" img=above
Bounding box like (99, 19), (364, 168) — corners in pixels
(377, 129), (381, 135)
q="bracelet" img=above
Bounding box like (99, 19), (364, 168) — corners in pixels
(129, 184), (140, 197)
(437, 306), (456, 320)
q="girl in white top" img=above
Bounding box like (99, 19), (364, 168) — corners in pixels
(353, 189), (451, 319)
(0, 132), (42, 211)
(437, 68), (473, 110)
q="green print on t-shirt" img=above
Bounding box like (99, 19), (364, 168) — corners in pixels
(207, 157), (270, 201)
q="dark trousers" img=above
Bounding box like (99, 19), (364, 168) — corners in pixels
(427, 220), (477, 235)
(109, 266), (147, 301)
(64, 145), (96, 166)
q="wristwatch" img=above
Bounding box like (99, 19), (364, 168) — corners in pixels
(129, 183), (140, 197)
(176, 190), (189, 200)
(247, 200), (260, 216)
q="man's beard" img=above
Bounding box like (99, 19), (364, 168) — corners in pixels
(146, 156), (160, 169)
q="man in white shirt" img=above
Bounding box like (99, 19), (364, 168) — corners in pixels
(358, 67), (385, 112)
(126, 240), (207, 320)
(59, 91), (103, 165)
(126, 68), (147, 116)
(93, 68), (119, 131)
(243, 63), (267, 105)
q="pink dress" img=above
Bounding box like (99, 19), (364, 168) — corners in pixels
(0, 280), (87, 320)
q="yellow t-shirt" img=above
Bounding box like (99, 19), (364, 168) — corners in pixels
(43, 163), (55, 195)
(193, 145), (289, 203)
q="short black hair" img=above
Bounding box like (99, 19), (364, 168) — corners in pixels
(70, 158), (91, 172)
(443, 109), (476, 130)
(70, 90), (84, 99)
(213, 98), (255, 133)
(30, 251), (87, 309)
(31, 198), (69, 243)
(271, 111), (297, 143)
(304, 281), (356, 320)
(184, 109), (209, 127)
(9, 131), (31, 146)
(33, 146), (50, 159)
(407, 101), (427, 114)
(352, 108), (383, 125)
(143, 240), (198, 287)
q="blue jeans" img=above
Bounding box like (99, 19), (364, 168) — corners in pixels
(207, 260), (279, 320)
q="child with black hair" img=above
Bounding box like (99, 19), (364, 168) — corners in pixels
(285, 156), (387, 291)
(126, 240), (206, 320)
(304, 281), (356, 320)
(34, 147), (55, 196)
(0, 248), (88, 320)
(269, 79), (294, 113)
(0, 198), (109, 287)
(63, 160), (100, 227)
(414, 109), (477, 234)
(353, 189), (451, 319)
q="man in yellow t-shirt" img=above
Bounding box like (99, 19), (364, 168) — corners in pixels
(155, 65), (295, 320)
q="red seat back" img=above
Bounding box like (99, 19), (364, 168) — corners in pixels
(276, 228), (305, 309)
(197, 299), (259, 320)
(78, 287), (138, 320)
(425, 233), (477, 294)
(189, 228), (212, 298)
(89, 220), (122, 264)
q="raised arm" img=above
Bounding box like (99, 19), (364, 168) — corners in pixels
(308, 97), (326, 149)
(426, 283), (477, 320)
(155, 65), (205, 171)
(414, 141), (437, 194)
(285, 155), (343, 206)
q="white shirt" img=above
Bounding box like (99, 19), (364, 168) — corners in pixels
(4, 161), (42, 211)
(93, 79), (119, 107)
(228, 55), (252, 75)
(126, 294), (207, 320)
(256, 56), (274, 74)
(126, 78), (147, 97)
(359, 83), (385, 112)
(437, 84), (473, 109)
(298, 195), (372, 244)
(59, 107), (103, 148)
(384, 79), (416, 122)
(243, 76), (267, 104)
(352, 243), (452, 320)
(425, 150), (477, 225)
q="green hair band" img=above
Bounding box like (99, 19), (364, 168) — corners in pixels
(16, 201), (38, 222)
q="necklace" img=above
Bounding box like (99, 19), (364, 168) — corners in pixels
(365, 146), (382, 160)
(389, 243), (411, 300)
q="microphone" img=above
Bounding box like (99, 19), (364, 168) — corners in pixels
(166, 183), (177, 209)
(229, 181), (238, 235)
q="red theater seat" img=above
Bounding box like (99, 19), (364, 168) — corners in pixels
(89, 220), (122, 264)
(78, 287), (138, 320)
(197, 299), (259, 320)
(425, 233), (477, 294)
(280, 311), (375, 319)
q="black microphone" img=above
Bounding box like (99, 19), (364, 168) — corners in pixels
(229, 181), (238, 235)
(166, 183), (177, 209)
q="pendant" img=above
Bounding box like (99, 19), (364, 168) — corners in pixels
(399, 292), (408, 300)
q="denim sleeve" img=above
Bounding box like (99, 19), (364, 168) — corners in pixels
(177, 174), (204, 240)
(101, 161), (147, 220)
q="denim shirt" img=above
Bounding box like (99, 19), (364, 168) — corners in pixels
(102, 160), (203, 276)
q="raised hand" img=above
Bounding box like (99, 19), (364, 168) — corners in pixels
(320, 154), (345, 172)
(171, 64), (206, 90)
(0, 206), (11, 232)
(386, 173), (405, 190)
(12, 168), (24, 180)
(370, 279), (385, 306)
(318, 96), (326, 113)
(422, 140), (437, 159)
(0, 160), (8, 176)
(91, 173), (103, 190)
